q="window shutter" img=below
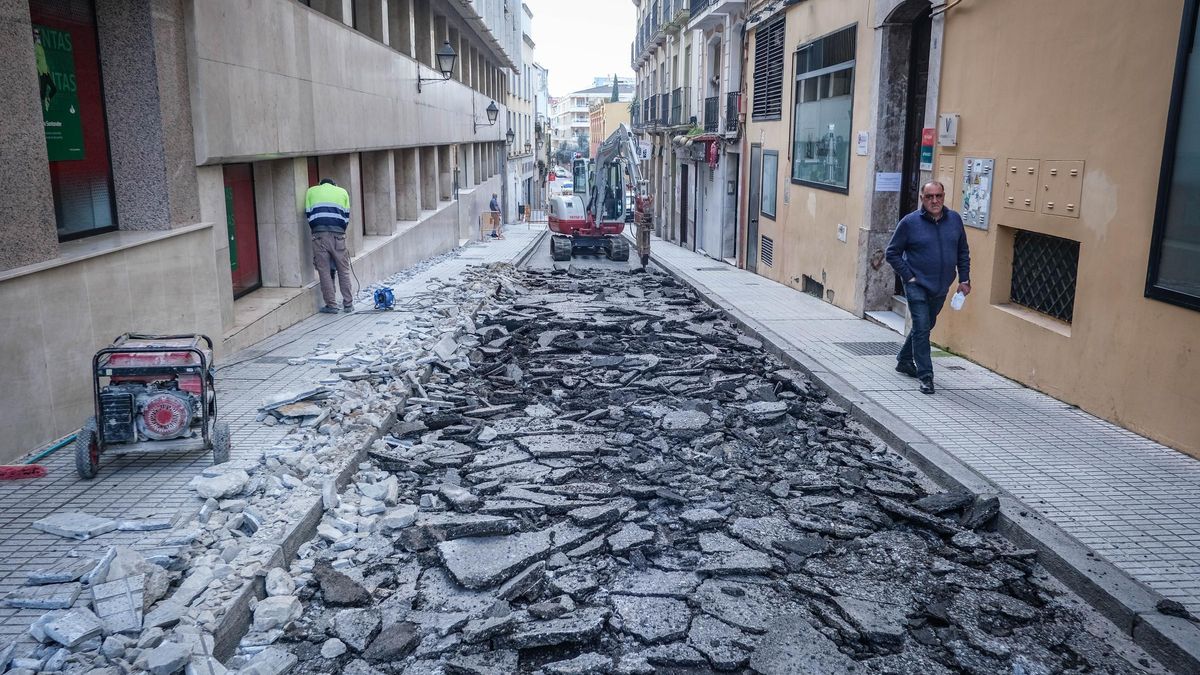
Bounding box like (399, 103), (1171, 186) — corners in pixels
(752, 17), (786, 120)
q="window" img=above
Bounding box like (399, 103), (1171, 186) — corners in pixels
(791, 25), (856, 192)
(1148, 0), (1200, 311)
(31, 0), (118, 241)
(761, 151), (779, 219)
(1011, 230), (1079, 323)
(752, 17), (785, 120)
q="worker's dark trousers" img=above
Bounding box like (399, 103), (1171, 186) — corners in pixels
(312, 231), (353, 308)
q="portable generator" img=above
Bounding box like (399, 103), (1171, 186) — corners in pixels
(75, 333), (229, 479)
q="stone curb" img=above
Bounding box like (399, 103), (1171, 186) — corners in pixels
(206, 232), (548, 662)
(648, 253), (1200, 675)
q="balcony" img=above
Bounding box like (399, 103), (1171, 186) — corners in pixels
(688, 0), (743, 30)
(725, 91), (740, 134)
(672, 86), (691, 127)
(648, 96), (658, 130)
(658, 93), (670, 127)
(703, 95), (719, 132)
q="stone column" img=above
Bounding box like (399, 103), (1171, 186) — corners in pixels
(437, 145), (453, 201)
(388, 0), (414, 57)
(0, 0), (58, 271)
(460, 144), (475, 187)
(413, 0), (433, 67)
(419, 146), (438, 211)
(318, 154), (363, 256)
(361, 150), (396, 236)
(251, 158), (311, 289)
(395, 148), (420, 221)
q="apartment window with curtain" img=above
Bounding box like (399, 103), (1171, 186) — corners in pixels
(791, 25), (856, 192)
(1147, 0), (1200, 311)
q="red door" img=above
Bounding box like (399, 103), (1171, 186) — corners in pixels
(223, 164), (261, 298)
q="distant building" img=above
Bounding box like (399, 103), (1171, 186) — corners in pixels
(550, 82), (634, 160)
(590, 101), (632, 158)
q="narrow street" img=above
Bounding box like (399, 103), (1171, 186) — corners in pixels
(254, 247), (1165, 674)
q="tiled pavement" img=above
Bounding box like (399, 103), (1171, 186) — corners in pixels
(647, 234), (1200, 618)
(0, 226), (543, 645)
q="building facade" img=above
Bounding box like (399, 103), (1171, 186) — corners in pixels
(550, 80), (634, 164)
(738, 0), (1200, 455)
(0, 0), (520, 463)
(505, 3), (538, 223)
(589, 101), (632, 158)
(632, 0), (744, 261)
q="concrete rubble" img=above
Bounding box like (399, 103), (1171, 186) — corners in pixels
(0, 258), (1169, 674)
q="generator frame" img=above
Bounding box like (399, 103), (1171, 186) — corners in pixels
(76, 333), (229, 479)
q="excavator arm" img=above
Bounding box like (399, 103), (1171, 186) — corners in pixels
(589, 124), (653, 267)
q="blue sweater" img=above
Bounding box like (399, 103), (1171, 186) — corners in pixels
(885, 207), (971, 295)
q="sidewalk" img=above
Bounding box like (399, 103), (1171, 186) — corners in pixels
(645, 236), (1200, 644)
(0, 226), (542, 646)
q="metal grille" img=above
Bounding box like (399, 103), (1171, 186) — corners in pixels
(704, 96), (720, 132)
(725, 92), (740, 133)
(760, 235), (774, 267)
(835, 341), (904, 356)
(801, 275), (824, 299)
(1011, 230), (1079, 322)
(752, 17), (785, 120)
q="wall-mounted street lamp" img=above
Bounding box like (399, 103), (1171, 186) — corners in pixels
(474, 100), (500, 133)
(506, 128), (516, 146)
(524, 141), (532, 154)
(417, 41), (458, 92)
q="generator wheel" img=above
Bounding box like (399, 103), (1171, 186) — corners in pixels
(212, 421), (231, 465)
(550, 236), (573, 261)
(608, 237), (630, 262)
(74, 417), (100, 480)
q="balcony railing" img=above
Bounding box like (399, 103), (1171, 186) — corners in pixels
(659, 93), (670, 127)
(690, 0), (713, 14)
(725, 91), (740, 133)
(648, 96), (658, 129)
(703, 95), (719, 132)
(671, 88), (685, 127)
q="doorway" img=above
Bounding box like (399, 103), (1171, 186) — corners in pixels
(679, 163), (689, 246)
(746, 144), (762, 273)
(223, 164), (261, 298)
(894, 8), (931, 294)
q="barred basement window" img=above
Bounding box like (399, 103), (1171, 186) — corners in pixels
(752, 17), (785, 121)
(801, 275), (824, 298)
(761, 235), (775, 267)
(1011, 230), (1080, 323)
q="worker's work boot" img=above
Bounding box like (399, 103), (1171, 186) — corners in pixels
(343, 304), (354, 313)
(318, 306), (338, 314)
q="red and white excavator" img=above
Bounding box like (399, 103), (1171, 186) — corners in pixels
(547, 124), (653, 266)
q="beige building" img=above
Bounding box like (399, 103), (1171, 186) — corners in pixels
(589, 101), (632, 158)
(0, 0), (519, 463)
(740, 0), (1200, 455)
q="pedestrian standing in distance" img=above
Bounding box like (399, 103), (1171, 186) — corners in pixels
(488, 193), (504, 239)
(885, 181), (971, 395)
(305, 178), (354, 314)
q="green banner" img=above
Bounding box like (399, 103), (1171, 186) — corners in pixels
(34, 24), (84, 161)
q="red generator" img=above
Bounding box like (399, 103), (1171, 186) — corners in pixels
(75, 333), (230, 479)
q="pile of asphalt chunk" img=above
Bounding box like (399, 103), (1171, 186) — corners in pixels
(265, 266), (1164, 675)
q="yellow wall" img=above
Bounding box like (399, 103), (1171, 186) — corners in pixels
(745, 0), (875, 313)
(934, 0), (1200, 455)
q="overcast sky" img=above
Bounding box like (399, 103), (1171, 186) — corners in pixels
(523, 0), (637, 97)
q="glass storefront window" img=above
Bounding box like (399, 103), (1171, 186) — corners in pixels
(1148, 1), (1200, 310)
(30, 0), (118, 241)
(791, 26), (856, 192)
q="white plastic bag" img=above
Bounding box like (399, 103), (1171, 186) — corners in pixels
(950, 291), (966, 311)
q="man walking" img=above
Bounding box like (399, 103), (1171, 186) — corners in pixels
(885, 181), (971, 394)
(488, 193), (504, 239)
(305, 178), (353, 314)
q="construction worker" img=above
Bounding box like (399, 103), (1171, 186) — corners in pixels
(305, 178), (353, 313)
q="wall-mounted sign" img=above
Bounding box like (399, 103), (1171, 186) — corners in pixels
(938, 113), (960, 147)
(920, 128), (936, 171)
(34, 24), (84, 161)
(960, 157), (994, 230)
(856, 131), (869, 156)
(875, 172), (902, 192)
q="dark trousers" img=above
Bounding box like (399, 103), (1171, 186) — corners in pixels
(898, 283), (947, 380)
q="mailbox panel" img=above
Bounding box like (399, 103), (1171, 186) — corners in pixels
(1003, 158), (1039, 212)
(1040, 160), (1084, 218)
